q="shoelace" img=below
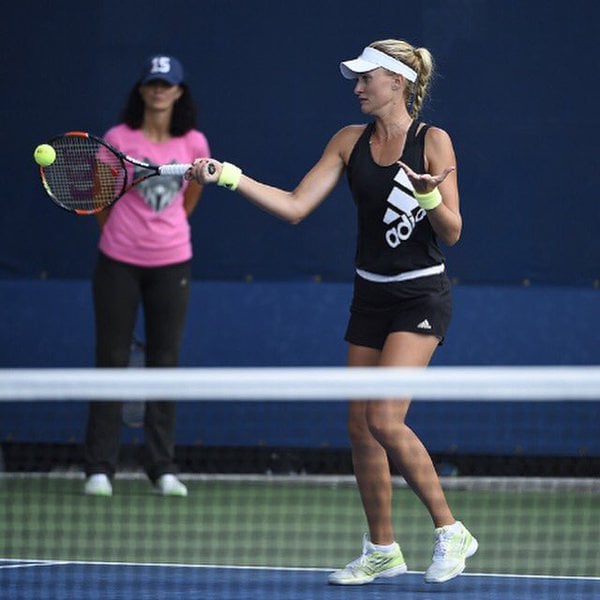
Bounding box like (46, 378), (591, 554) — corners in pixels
(348, 553), (369, 570)
(345, 537), (373, 571)
(432, 530), (452, 559)
(347, 549), (370, 570)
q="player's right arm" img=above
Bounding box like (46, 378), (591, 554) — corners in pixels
(187, 126), (363, 224)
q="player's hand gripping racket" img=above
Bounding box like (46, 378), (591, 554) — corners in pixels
(37, 131), (194, 215)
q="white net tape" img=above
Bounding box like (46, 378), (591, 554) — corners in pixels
(1, 366), (599, 400)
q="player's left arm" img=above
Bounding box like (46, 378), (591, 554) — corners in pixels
(421, 127), (462, 246)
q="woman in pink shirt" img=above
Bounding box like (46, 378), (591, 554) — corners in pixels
(83, 55), (211, 498)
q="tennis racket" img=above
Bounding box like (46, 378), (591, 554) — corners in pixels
(38, 131), (207, 215)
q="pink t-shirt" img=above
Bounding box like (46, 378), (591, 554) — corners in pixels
(98, 124), (211, 266)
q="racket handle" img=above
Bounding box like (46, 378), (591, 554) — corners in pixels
(158, 163), (191, 176)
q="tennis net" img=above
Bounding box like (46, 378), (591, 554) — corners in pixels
(1, 366), (599, 599)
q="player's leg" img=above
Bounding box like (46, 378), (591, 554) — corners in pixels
(347, 344), (394, 544)
(373, 331), (454, 526)
(329, 343), (407, 585)
(375, 331), (477, 583)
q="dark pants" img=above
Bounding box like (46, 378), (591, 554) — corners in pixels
(84, 252), (191, 482)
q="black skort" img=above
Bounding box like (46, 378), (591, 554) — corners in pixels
(344, 272), (452, 350)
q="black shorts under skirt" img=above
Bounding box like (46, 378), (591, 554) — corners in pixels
(344, 272), (452, 350)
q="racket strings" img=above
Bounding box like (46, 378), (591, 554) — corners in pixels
(41, 136), (126, 213)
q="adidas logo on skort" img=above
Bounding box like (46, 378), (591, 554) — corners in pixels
(417, 319), (432, 330)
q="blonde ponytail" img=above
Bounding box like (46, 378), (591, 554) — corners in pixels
(369, 39), (435, 118)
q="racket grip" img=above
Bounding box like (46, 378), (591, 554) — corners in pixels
(158, 164), (192, 176)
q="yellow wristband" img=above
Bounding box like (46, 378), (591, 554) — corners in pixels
(217, 162), (242, 191)
(414, 188), (442, 211)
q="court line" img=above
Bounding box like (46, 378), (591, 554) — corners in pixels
(0, 560), (69, 570)
(3, 472), (600, 492)
(1, 558), (599, 581)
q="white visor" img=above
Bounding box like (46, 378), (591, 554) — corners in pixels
(340, 46), (417, 82)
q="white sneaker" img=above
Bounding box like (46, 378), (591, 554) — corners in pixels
(154, 474), (188, 497)
(328, 534), (407, 585)
(84, 474), (112, 497)
(424, 521), (478, 583)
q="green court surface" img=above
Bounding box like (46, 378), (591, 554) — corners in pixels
(1, 475), (599, 578)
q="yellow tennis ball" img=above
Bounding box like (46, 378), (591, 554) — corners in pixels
(34, 144), (56, 167)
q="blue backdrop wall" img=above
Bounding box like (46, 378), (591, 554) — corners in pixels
(1, 0), (599, 285)
(0, 280), (598, 456)
(1, 1), (598, 455)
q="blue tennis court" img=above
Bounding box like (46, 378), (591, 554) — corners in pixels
(2, 560), (599, 599)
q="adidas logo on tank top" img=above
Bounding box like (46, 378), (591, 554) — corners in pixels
(383, 168), (427, 249)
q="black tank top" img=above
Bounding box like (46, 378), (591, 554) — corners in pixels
(346, 120), (445, 275)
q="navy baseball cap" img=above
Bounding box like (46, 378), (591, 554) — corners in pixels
(140, 55), (184, 85)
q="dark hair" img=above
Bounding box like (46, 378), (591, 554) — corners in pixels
(120, 82), (197, 136)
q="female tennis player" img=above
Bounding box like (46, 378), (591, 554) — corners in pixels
(186, 39), (477, 584)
